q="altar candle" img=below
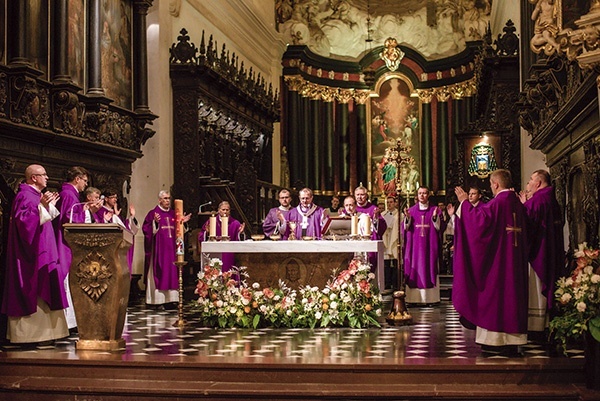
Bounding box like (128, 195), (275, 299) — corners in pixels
(351, 214), (358, 236)
(174, 199), (184, 261)
(209, 215), (217, 237)
(221, 215), (229, 237)
(360, 213), (372, 237)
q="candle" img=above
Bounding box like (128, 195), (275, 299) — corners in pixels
(351, 214), (358, 236)
(359, 213), (372, 237)
(174, 199), (184, 262)
(221, 215), (229, 237)
(209, 215), (217, 237)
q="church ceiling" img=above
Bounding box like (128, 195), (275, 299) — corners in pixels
(276, 0), (492, 61)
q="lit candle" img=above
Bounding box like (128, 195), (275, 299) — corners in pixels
(351, 214), (358, 236)
(174, 199), (184, 262)
(209, 215), (217, 237)
(221, 215), (229, 237)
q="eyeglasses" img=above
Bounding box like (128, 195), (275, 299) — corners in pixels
(32, 173), (48, 178)
(78, 176), (88, 183)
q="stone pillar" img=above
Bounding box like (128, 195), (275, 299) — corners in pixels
(133, 0), (154, 113)
(418, 89), (435, 189)
(86, 0), (104, 96)
(436, 87), (451, 192)
(51, 0), (70, 83)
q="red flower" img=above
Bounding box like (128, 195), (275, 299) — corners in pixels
(359, 279), (370, 293)
(263, 288), (275, 299)
(196, 281), (208, 298)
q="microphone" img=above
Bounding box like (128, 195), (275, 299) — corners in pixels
(199, 201), (212, 213)
(69, 196), (105, 223)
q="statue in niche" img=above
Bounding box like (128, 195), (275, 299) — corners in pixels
(530, 0), (560, 55)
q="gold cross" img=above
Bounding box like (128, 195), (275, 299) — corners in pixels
(505, 212), (522, 247)
(415, 215), (430, 237)
(163, 217), (174, 238)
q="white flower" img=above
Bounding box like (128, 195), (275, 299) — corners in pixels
(330, 301), (338, 310)
(560, 293), (572, 303)
(329, 293), (337, 300)
(584, 265), (594, 275)
(229, 306), (237, 314)
(274, 295), (280, 301)
(287, 309), (292, 316)
(368, 273), (375, 280)
(591, 274), (600, 284)
(241, 298), (250, 306)
(259, 305), (267, 313)
(302, 298), (308, 304)
(342, 283), (348, 290)
(216, 300), (223, 308)
(376, 308), (382, 316)
(577, 302), (587, 312)
(322, 287), (330, 294)
(315, 311), (322, 319)
(565, 277), (573, 286)
(252, 282), (260, 289)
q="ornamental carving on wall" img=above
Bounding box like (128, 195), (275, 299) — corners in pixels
(76, 251), (112, 302)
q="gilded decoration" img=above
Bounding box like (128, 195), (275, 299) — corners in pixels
(76, 251), (113, 302)
(380, 37), (404, 72)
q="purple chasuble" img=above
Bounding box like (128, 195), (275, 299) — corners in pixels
(199, 216), (243, 272)
(356, 202), (387, 240)
(401, 203), (444, 289)
(524, 186), (565, 309)
(2, 184), (68, 317)
(262, 207), (290, 237)
(452, 190), (529, 334)
(53, 183), (85, 281)
(283, 204), (325, 239)
(142, 206), (178, 290)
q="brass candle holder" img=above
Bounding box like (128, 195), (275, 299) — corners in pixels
(173, 260), (189, 329)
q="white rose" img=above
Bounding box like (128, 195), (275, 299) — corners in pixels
(259, 305), (267, 313)
(330, 301), (338, 310)
(315, 311), (322, 319)
(252, 282), (260, 289)
(302, 298), (308, 304)
(230, 306), (237, 314)
(274, 295), (281, 301)
(577, 302), (587, 312)
(216, 300), (223, 308)
(329, 293), (337, 300)
(560, 293), (572, 303)
(322, 288), (330, 294)
(287, 309), (292, 316)
(591, 274), (600, 284)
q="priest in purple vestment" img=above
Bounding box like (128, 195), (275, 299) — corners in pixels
(143, 190), (191, 308)
(452, 169), (529, 351)
(354, 185), (387, 240)
(53, 166), (95, 330)
(262, 189), (292, 237)
(282, 188), (325, 240)
(520, 169), (565, 333)
(2, 164), (69, 343)
(97, 189), (139, 272)
(199, 201), (245, 272)
(401, 186), (444, 305)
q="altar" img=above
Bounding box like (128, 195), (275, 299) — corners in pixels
(200, 240), (384, 290)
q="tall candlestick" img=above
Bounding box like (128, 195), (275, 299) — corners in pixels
(351, 214), (358, 236)
(209, 215), (217, 237)
(221, 216), (229, 237)
(174, 199), (184, 262)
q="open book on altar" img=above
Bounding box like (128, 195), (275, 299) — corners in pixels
(322, 216), (353, 236)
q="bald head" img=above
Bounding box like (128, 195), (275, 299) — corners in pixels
(24, 164), (49, 191)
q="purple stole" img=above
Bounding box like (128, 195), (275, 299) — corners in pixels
(2, 184), (68, 316)
(142, 206), (178, 290)
(283, 204), (325, 239)
(199, 216), (243, 272)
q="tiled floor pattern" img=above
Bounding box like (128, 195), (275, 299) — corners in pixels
(0, 299), (585, 363)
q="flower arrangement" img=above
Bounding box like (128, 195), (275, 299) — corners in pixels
(550, 242), (600, 351)
(192, 258), (382, 329)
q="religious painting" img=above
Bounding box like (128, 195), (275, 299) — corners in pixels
(101, 0), (132, 109)
(558, 0), (589, 30)
(369, 75), (420, 199)
(67, 0), (85, 89)
(26, 0), (48, 77)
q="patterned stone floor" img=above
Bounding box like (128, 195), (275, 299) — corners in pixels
(0, 298), (585, 363)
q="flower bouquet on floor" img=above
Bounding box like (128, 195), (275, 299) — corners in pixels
(192, 257), (382, 329)
(549, 242), (600, 352)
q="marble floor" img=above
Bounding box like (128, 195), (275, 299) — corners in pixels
(0, 297), (584, 363)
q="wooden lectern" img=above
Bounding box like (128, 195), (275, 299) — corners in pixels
(63, 223), (133, 351)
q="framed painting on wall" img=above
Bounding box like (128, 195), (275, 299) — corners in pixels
(100, 0), (132, 109)
(369, 75), (420, 199)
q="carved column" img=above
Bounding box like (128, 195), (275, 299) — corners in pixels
(336, 97), (350, 192)
(284, 77), (302, 189)
(51, 0), (70, 83)
(436, 87), (451, 192)
(418, 89), (434, 189)
(86, 0), (104, 96)
(6, 1), (28, 66)
(300, 95), (311, 188)
(133, 0), (153, 113)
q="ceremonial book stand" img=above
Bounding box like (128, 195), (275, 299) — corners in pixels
(64, 223), (133, 351)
